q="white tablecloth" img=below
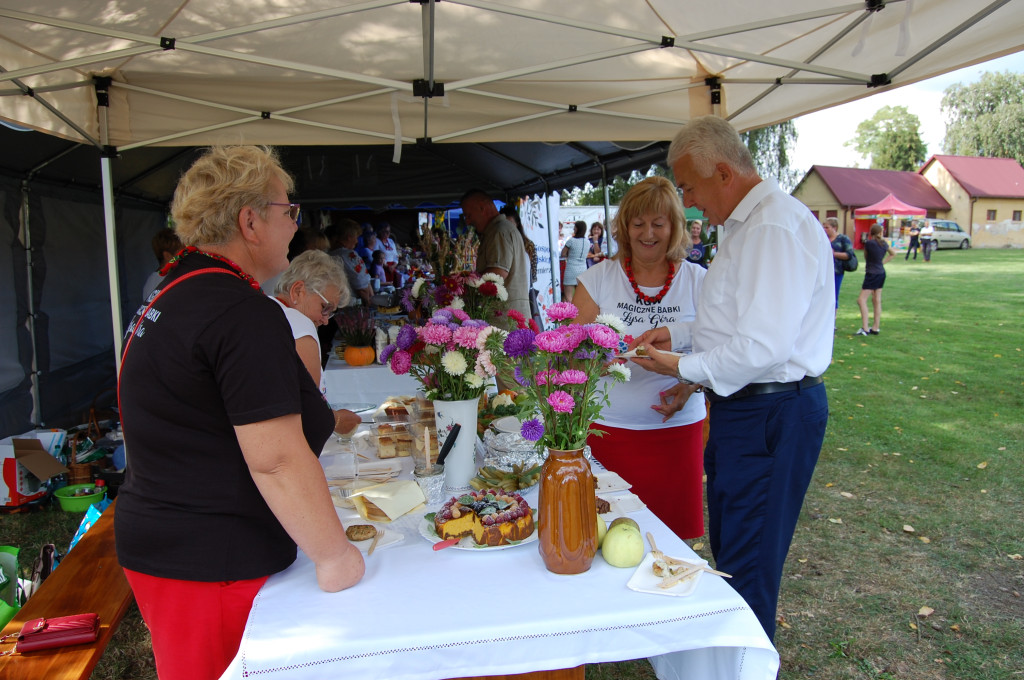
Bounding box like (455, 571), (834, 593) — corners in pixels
(220, 458), (779, 680)
(323, 358), (419, 406)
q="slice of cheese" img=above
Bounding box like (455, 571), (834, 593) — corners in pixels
(350, 480), (426, 522)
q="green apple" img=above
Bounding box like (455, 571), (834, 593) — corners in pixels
(609, 516), (641, 534)
(596, 514), (608, 548)
(601, 523), (645, 568)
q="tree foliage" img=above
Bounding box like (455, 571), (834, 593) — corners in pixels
(942, 71), (1024, 165)
(561, 122), (799, 205)
(846, 105), (927, 171)
(741, 120), (800, 190)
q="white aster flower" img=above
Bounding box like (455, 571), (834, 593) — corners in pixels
(464, 373), (484, 389)
(480, 272), (503, 284)
(494, 281), (508, 302)
(594, 313), (626, 335)
(449, 296), (465, 310)
(441, 350), (468, 376)
(411, 278), (426, 297)
(607, 363), (631, 382)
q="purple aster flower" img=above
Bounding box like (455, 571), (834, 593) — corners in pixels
(400, 288), (415, 313)
(513, 365), (530, 387)
(433, 308), (454, 321)
(547, 390), (575, 413)
(520, 418), (544, 442)
(379, 343), (397, 364)
(390, 349), (412, 375)
(574, 349), (599, 360)
(546, 301), (579, 322)
(504, 328), (537, 358)
(451, 309), (470, 322)
(396, 324), (417, 350)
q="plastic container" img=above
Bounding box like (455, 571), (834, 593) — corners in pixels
(54, 483), (106, 512)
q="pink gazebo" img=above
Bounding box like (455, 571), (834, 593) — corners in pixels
(853, 193), (926, 248)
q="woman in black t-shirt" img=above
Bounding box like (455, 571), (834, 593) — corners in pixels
(855, 223), (896, 336)
(116, 146), (364, 680)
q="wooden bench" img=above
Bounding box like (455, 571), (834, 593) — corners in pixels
(0, 501), (134, 680)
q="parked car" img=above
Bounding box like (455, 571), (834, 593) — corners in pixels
(922, 219), (971, 250)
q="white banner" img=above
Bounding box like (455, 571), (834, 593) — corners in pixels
(517, 193), (561, 329)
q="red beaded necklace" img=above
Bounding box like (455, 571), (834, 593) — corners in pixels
(159, 246), (262, 291)
(624, 258), (675, 305)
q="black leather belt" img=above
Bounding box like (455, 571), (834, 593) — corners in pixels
(705, 375), (824, 404)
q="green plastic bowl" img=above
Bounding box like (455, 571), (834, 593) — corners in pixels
(54, 484), (105, 512)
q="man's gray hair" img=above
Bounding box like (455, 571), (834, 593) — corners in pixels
(667, 115), (757, 178)
(275, 249), (350, 306)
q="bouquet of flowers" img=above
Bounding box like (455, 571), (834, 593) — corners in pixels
(491, 301), (630, 451)
(380, 307), (501, 401)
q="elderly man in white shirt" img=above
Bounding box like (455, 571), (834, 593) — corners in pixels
(631, 115), (834, 643)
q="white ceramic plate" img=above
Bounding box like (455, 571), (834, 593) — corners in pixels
(616, 349), (687, 359)
(418, 513), (538, 551)
(491, 415), (522, 434)
(595, 471), (632, 493)
(626, 552), (706, 597)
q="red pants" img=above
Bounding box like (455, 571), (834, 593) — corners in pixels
(124, 568), (268, 680)
(588, 421), (705, 539)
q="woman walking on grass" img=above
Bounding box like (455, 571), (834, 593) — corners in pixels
(856, 223), (895, 336)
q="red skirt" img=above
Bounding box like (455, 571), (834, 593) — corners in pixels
(588, 421), (705, 540)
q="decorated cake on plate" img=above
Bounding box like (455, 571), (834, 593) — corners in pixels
(434, 490), (534, 546)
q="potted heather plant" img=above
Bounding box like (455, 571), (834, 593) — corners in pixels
(334, 306), (377, 366)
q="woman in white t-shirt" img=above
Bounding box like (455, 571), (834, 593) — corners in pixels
(574, 177), (707, 539)
(272, 250), (361, 435)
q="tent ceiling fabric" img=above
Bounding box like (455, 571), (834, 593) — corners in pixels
(1, 0), (1022, 154)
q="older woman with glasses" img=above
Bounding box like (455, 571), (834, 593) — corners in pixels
(116, 146), (364, 680)
(272, 250), (361, 435)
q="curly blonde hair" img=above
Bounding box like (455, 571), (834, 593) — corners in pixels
(611, 176), (688, 263)
(171, 146), (294, 247)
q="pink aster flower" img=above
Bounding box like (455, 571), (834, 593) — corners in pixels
(587, 323), (620, 350)
(390, 349), (412, 375)
(559, 325), (587, 352)
(535, 330), (571, 353)
(474, 350), (497, 378)
(475, 325), (496, 351)
(535, 369), (559, 386)
(546, 302), (579, 322)
(452, 325), (480, 349)
(420, 322), (452, 346)
(450, 309), (470, 322)
(555, 369), (588, 385)
(547, 390), (575, 413)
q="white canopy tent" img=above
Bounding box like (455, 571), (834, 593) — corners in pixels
(1, 0), (1021, 435)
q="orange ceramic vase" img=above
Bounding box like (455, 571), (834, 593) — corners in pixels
(537, 448), (597, 574)
(343, 345), (375, 366)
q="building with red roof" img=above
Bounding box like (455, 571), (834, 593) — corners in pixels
(920, 155), (1024, 248)
(791, 157), (1024, 247)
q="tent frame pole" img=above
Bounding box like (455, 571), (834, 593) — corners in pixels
(18, 181), (42, 425)
(96, 81), (124, 371)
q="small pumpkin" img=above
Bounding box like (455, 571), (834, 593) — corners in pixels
(343, 345), (376, 366)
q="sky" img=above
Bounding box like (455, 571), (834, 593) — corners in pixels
(789, 51), (1024, 172)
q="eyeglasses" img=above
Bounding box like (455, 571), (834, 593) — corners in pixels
(267, 202), (301, 222)
(313, 289), (338, 318)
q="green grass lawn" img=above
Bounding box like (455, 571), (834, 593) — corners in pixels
(3, 248), (1021, 680)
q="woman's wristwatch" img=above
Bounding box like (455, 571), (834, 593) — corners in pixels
(677, 376), (703, 392)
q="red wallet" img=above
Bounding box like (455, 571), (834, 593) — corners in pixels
(14, 613), (99, 652)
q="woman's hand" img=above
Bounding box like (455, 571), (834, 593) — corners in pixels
(651, 382), (702, 422)
(631, 344), (681, 377)
(315, 541), (365, 592)
(334, 409), (361, 435)
(627, 327), (671, 352)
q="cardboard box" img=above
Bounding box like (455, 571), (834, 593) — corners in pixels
(1, 429), (68, 507)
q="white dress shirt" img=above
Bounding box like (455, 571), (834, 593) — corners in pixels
(668, 180), (834, 397)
